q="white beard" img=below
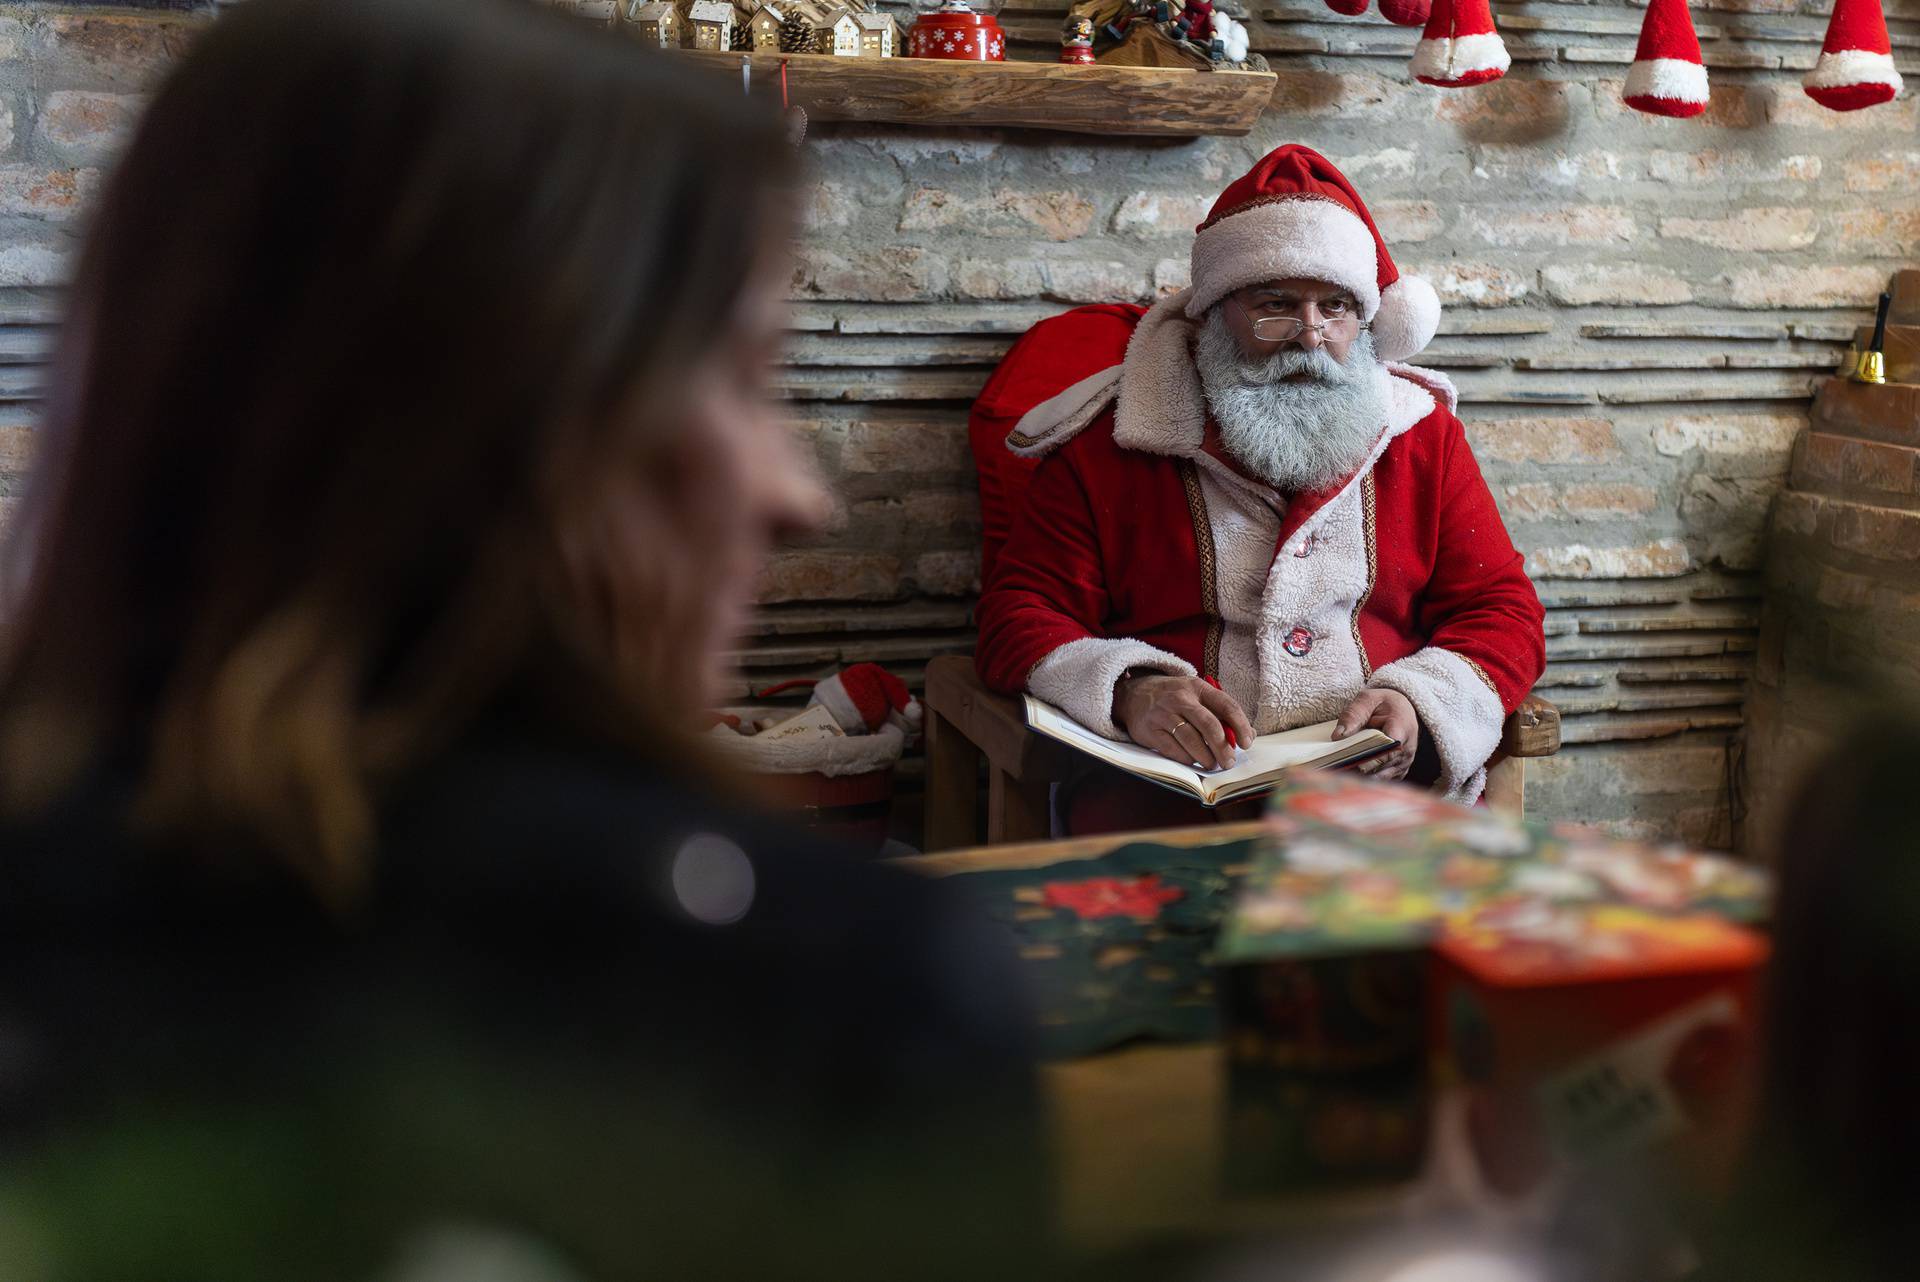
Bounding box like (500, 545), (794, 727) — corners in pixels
(1193, 308), (1388, 493)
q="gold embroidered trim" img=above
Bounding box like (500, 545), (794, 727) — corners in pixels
(1458, 652), (1501, 697)
(1178, 459), (1224, 679)
(1349, 473), (1377, 682)
(1196, 190), (1348, 234)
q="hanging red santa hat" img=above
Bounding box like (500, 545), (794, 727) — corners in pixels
(1804, 0), (1904, 112)
(1411, 0), (1509, 88)
(1623, 0), (1710, 117)
(1324, 0), (1370, 16)
(1185, 145), (1442, 364)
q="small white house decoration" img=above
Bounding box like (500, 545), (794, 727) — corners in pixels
(816, 7), (861, 55)
(684, 0), (735, 49)
(748, 3), (786, 50)
(626, 0), (681, 44)
(855, 11), (898, 56)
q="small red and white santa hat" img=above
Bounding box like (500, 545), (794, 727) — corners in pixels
(1411, 0), (1510, 89)
(1185, 144), (1442, 363)
(1804, 0), (1904, 112)
(1623, 0), (1710, 117)
(807, 662), (923, 738)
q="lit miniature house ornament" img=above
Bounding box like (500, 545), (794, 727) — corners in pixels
(1623, 0), (1709, 118)
(748, 3), (785, 50)
(626, 0), (682, 45)
(1411, 0), (1509, 88)
(856, 11), (900, 55)
(685, 0), (735, 48)
(817, 7), (863, 54)
(1804, 0), (1904, 111)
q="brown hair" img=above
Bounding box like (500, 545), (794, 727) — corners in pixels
(0, 0), (793, 899)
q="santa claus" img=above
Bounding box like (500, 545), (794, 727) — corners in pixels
(974, 145), (1546, 830)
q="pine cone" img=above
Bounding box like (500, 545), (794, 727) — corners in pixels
(729, 18), (753, 49)
(778, 12), (814, 51)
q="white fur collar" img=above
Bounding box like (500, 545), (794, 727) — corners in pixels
(1005, 287), (1456, 462)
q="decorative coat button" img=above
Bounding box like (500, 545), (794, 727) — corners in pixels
(1283, 626), (1314, 658)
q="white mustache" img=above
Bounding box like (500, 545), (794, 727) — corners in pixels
(1231, 343), (1350, 387)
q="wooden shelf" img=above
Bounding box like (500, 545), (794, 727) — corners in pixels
(675, 50), (1276, 136)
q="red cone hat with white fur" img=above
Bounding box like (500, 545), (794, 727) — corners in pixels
(1623, 0), (1709, 117)
(1804, 0), (1904, 112)
(1412, 0), (1509, 88)
(1185, 144), (1442, 364)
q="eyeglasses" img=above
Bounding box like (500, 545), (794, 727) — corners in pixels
(1236, 299), (1368, 344)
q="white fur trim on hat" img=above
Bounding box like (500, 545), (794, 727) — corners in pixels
(1411, 31), (1510, 84)
(1625, 56), (1710, 105)
(1186, 196), (1381, 322)
(1370, 275), (1441, 363)
(1804, 48), (1904, 91)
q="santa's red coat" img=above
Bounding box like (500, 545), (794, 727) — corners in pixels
(973, 297), (1546, 802)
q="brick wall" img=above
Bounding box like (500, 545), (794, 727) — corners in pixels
(0, 0), (1914, 846)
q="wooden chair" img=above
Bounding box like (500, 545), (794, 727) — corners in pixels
(921, 654), (1561, 852)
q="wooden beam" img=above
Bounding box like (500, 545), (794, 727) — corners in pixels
(671, 49), (1276, 137)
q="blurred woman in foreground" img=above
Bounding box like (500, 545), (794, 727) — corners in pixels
(0, 0), (1040, 1277)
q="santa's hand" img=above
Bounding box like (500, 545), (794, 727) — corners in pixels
(1114, 673), (1256, 772)
(1334, 688), (1420, 781)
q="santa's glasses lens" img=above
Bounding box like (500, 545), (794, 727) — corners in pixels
(1248, 315), (1361, 342)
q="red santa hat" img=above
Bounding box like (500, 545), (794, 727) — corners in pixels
(1623, 0), (1710, 117)
(763, 663), (923, 739)
(1185, 144), (1442, 364)
(1411, 0), (1510, 88)
(1804, 0), (1904, 112)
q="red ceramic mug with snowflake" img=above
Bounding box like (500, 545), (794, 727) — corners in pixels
(908, 0), (1006, 60)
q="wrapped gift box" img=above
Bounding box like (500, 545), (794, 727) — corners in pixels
(1216, 773), (1769, 1195)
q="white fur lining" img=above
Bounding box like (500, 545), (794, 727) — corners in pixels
(1805, 48), (1903, 91)
(1412, 31), (1510, 83)
(1007, 363), (1124, 458)
(1186, 196), (1382, 321)
(1114, 290), (1213, 456)
(1027, 636), (1195, 740)
(1367, 647), (1505, 804)
(706, 721), (907, 777)
(1625, 56), (1710, 104)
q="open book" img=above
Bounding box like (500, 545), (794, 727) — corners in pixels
(1024, 694), (1398, 807)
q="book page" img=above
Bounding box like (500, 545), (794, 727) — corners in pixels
(1023, 696), (1206, 796)
(1023, 697), (1391, 805)
(1208, 720), (1388, 790)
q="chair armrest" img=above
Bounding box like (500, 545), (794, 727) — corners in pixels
(924, 654), (1084, 782)
(1499, 692), (1561, 758)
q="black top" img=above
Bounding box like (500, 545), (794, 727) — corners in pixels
(0, 718), (1046, 1282)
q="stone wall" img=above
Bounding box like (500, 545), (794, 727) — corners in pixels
(0, 0), (1915, 846)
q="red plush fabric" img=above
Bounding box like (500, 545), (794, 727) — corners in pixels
(969, 303), (1145, 584)
(975, 389), (1547, 718)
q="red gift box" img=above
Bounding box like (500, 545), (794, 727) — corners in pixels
(908, 0), (1005, 60)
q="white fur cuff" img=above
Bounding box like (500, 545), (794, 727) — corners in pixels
(1368, 647), (1505, 805)
(1186, 195), (1381, 322)
(1027, 637), (1196, 740)
(1804, 48), (1904, 92)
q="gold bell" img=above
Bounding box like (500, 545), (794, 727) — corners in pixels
(1855, 348), (1887, 385)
